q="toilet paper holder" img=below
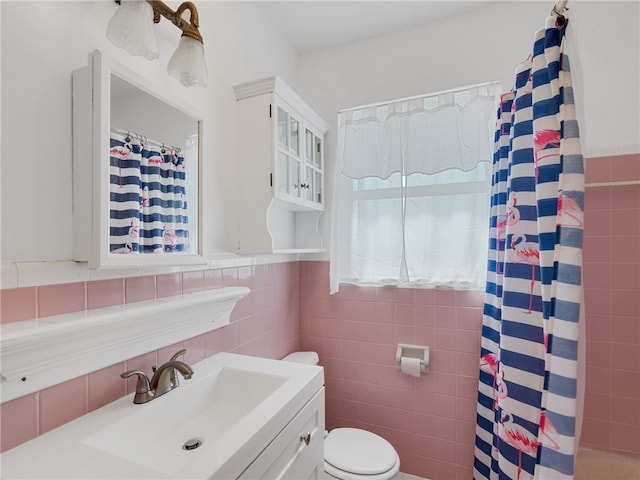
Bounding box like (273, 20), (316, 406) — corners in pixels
(396, 343), (429, 374)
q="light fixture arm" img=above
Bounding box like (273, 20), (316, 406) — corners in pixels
(147, 0), (203, 43)
(109, 0), (208, 87)
(114, 0), (203, 43)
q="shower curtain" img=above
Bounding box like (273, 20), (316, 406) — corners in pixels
(474, 15), (584, 480)
(109, 132), (189, 254)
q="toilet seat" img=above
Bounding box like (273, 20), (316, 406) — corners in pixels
(324, 428), (400, 480)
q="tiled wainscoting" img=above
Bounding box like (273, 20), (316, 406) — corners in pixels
(301, 261), (484, 479)
(0, 263), (301, 453)
(581, 154), (640, 456)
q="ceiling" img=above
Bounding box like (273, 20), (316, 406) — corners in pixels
(251, 1), (493, 53)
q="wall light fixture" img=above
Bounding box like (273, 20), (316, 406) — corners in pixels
(106, 0), (208, 88)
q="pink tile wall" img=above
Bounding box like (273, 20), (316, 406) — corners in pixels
(300, 261), (484, 480)
(582, 154), (640, 457)
(0, 262), (300, 453)
(297, 154), (640, 480)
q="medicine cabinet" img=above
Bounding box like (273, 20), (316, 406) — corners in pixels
(234, 77), (329, 254)
(72, 50), (205, 269)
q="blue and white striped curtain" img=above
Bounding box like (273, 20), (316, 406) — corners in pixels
(474, 16), (584, 480)
(109, 132), (189, 254)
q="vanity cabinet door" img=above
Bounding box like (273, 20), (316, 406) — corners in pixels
(238, 388), (325, 480)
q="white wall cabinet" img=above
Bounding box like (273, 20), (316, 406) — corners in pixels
(239, 388), (325, 479)
(72, 50), (206, 269)
(234, 77), (329, 254)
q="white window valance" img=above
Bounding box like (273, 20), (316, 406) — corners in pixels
(340, 81), (501, 179)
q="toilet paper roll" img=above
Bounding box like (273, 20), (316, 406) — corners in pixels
(400, 356), (422, 377)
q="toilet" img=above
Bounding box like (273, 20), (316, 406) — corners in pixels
(282, 352), (401, 480)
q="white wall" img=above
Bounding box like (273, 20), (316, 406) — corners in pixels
(296, 1), (640, 260)
(0, 1), (298, 263)
(2, 1), (638, 267)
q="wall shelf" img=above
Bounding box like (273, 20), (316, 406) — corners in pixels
(0, 287), (249, 402)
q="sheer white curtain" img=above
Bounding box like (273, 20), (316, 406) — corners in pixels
(330, 82), (501, 294)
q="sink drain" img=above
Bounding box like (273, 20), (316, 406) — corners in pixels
(182, 438), (203, 451)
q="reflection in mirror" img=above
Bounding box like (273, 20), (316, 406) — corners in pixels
(109, 75), (199, 256)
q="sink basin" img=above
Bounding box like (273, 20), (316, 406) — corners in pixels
(83, 366), (287, 475)
(1, 352), (324, 479)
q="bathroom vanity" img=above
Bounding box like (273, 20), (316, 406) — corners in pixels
(0, 353), (325, 479)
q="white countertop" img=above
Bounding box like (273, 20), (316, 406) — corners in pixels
(1, 353), (324, 479)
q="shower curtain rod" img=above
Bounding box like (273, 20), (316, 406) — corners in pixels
(110, 126), (182, 154)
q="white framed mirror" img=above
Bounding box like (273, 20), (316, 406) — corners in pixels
(72, 50), (205, 269)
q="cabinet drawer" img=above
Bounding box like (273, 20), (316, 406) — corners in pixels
(239, 388), (325, 480)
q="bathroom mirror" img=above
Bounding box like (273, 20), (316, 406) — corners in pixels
(72, 50), (205, 269)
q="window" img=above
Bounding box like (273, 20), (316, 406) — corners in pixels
(330, 83), (500, 293)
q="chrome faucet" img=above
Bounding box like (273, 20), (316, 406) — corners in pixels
(120, 349), (194, 404)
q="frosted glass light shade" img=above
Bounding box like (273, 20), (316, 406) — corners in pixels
(167, 36), (208, 88)
(106, 0), (159, 60)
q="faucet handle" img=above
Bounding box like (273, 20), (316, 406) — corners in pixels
(120, 370), (154, 404)
(169, 349), (187, 388)
(170, 348), (187, 361)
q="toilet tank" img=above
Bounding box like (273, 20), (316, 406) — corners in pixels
(282, 351), (319, 365)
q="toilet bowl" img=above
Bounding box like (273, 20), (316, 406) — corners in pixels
(282, 352), (400, 480)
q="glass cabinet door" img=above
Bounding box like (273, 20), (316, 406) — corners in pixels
(313, 134), (322, 168)
(314, 170), (322, 204)
(275, 102), (303, 202)
(305, 129), (313, 165)
(277, 151), (288, 195)
(277, 106), (290, 150)
(303, 127), (323, 208)
(290, 117), (299, 156)
(304, 165), (313, 203)
(290, 157), (300, 198)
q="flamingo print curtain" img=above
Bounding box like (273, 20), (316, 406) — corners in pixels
(109, 131), (189, 254)
(474, 16), (584, 480)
